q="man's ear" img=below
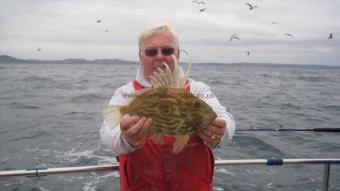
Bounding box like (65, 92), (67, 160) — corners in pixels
(138, 52), (142, 62)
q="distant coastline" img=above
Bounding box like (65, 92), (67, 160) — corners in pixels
(0, 55), (338, 68)
(0, 55), (138, 65)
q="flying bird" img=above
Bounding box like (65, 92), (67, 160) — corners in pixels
(245, 2), (258, 10)
(270, 21), (279, 25)
(192, 0), (205, 5)
(229, 34), (240, 42)
(285, 33), (294, 38)
(96, 20), (102, 23)
(105, 29), (109, 32)
(36, 46), (42, 51)
(246, 51), (250, 56)
(199, 8), (206, 12)
(328, 32), (333, 39)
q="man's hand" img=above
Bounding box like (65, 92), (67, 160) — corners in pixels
(120, 114), (153, 148)
(197, 117), (227, 148)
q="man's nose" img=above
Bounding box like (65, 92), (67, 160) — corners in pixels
(155, 49), (165, 60)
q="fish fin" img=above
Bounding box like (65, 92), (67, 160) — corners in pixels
(150, 62), (173, 87)
(149, 53), (192, 89)
(150, 133), (164, 145)
(172, 135), (190, 154)
(102, 106), (123, 129)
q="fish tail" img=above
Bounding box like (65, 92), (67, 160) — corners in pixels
(102, 106), (123, 129)
(172, 135), (190, 154)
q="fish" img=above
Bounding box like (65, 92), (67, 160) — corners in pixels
(103, 55), (217, 153)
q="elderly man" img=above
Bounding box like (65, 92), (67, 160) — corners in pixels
(100, 23), (235, 191)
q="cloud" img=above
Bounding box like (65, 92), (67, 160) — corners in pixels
(0, 0), (339, 65)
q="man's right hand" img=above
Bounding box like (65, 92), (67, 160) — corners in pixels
(120, 114), (153, 148)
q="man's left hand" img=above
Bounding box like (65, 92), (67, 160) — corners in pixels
(197, 117), (227, 148)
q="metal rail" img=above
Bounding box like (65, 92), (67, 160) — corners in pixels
(1, 159), (339, 191)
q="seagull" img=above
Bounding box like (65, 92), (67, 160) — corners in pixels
(229, 34), (240, 42)
(192, 0), (205, 5)
(285, 33), (294, 38)
(245, 2), (258, 10)
(36, 46), (42, 51)
(96, 20), (102, 23)
(328, 32), (333, 39)
(270, 21), (279, 25)
(105, 29), (109, 32)
(246, 51), (250, 56)
(199, 8), (206, 12)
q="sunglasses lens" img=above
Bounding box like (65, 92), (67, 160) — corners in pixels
(162, 47), (174, 56)
(145, 48), (158, 57)
(144, 47), (175, 57)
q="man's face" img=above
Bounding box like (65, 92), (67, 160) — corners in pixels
(139, 30), (179, 82)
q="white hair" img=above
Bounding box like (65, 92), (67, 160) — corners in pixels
(138, 23), (179, 52)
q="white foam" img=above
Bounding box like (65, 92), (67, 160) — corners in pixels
(215, 168), (235, 176)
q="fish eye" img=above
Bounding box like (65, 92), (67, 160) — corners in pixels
(159, 104), (172, 114)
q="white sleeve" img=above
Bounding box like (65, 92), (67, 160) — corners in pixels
(99, 83), (138, 155)
(190, 80), (236, 148)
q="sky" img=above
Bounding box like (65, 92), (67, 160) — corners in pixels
(0, 0), (339, 66)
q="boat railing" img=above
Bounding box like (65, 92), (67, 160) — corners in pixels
(1, 158), (339, 191)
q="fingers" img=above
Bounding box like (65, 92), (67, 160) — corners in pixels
(132, 118), (153, 147)
(197, 117), (227, 148)
(124, 117), (147, 137)
(211, 117), (226, 129)
(120, 114), (140, 129)
(197, 130), (221, 148)
(120, 114), (153, 148)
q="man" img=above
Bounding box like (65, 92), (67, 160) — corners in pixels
(100, 23), (235, 191)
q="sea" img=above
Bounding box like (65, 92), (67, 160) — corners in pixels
(0, 62), (340, 191)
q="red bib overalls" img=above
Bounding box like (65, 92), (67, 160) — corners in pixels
(118, 80), (215, 191)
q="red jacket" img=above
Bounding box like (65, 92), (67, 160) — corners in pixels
(118, 80), (215, 191)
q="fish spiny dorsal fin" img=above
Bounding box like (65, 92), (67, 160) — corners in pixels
(149, 53), (192, 88)
(102, 106), (123, 128)
(150, 65), (171, 87)
(172, 55), (181, 87)
(150, 58), (178, 87)
(177, 50), (192, 88)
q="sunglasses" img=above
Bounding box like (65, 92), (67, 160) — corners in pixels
(143, 47), (176, 57)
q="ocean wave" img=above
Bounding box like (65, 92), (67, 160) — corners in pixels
(8, 131), (48, 142)
(70, 93), (106, 103)
(279, 103), (301, 110)
(63, 111), (89, 116)
(9, 102), (41, 109)
(322, 105), (340, 112)
(22, 76), (57, 83)
(297, 76), (331, 82)
(55, 83), (85, 90)
(62, 147), (116, 165)
(232, 135), (286, 158)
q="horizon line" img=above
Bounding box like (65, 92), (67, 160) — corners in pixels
(0, 55), (339, 67)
